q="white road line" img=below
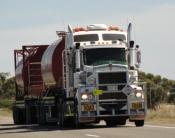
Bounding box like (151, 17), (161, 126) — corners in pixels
(127, 123), (175, 129)
(85, 134), (100, 137)
(144, 124), (175, 129)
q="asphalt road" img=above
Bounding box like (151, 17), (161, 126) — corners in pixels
(0, 117), (175, 138)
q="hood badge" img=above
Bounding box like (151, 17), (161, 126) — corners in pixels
(109, 63), (112, 71)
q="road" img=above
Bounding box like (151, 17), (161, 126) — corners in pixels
(0, 116), (175, 138)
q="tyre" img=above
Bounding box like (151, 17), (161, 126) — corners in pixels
(135, 120), (144, 127)
(58, 99), (65, 128)
(73, 110), (81, 128)
(38, 105), (46, 125)
(117, 119), (126, 126)
(13, 106), (20, 124)
(30, 106), (37, 124)
(58, 109), (64, 128)
(105, 120), (117, 127)
(13, 106), (26, 124)
(73, 99), (80, 128)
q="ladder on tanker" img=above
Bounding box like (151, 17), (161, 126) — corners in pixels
(28, 62), (44, 93)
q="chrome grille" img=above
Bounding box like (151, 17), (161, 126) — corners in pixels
(98, 72), (127, 84)
(99, 92), (127, 100)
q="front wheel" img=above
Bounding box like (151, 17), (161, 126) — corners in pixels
(73, 98), (81, 128)
(58, 100), (65, 128)
(135, 120), (144, 127)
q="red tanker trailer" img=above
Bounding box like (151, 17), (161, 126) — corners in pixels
(13, 24), (147, 127)
(13, 38), (66, 124)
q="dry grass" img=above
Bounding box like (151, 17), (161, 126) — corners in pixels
(146, 104), (175, 124)
(0, 108), (12, 117)
(0, 108), (13, 124)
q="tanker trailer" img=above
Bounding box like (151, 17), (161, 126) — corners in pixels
(13, 38), (68, 125)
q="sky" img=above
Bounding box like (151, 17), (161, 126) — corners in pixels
(0, 0), (175, 80)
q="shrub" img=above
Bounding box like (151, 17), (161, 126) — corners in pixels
(0, 99), (14, 109)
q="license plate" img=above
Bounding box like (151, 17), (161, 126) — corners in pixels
(83, 103), (94, 111)
(132, 102), (142, 109)
(108, 85), (118, 91)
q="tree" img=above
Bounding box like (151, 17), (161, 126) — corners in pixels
(0, 72), (15, 99)
(153, 75), (161, 84)
(139, 71), (175, 109)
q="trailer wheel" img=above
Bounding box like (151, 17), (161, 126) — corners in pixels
(13, 106), (19, 124)
(117, 119), (126, 126)
(105, 120), (117, 127)
(38, 105), (46, 125)
(13, 106), (26, 124)
(135, 120), (144, 127)
(58, 110), (64, 128)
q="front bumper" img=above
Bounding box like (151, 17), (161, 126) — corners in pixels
(78, 100), (146, 123)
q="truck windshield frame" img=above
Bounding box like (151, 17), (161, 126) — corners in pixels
(102, 34), (126, 41)
(83, 48), (126, 66)
(74, 34), (99, 42)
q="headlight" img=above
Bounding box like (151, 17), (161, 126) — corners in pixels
(81, 93), (93, 100)
(135, 91), (142, 98)
(87, 76), (96, 85)
(81, 94), (88, 100)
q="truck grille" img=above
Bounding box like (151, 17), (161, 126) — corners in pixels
(98, 72), (127, 84)
(99, 92), (127, 100)
(99, 85), (125, 91)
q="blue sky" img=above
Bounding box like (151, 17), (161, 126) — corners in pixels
(0, 0), (174, 28)
(0, 0), (175, 79)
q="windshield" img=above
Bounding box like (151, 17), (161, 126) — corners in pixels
(83, 48), (126, 66)
(74, 34), (99, 42)
(102, 34), (126, 41)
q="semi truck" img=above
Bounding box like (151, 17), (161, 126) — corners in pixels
(13, 23), (147, 127)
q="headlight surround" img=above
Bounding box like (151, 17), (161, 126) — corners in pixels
(81, 93), (93, 100)
(135, 90), (145, 99)
(127, 85), (144, 99)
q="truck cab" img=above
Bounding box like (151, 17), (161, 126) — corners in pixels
(64, 24), (146, 127)
(13, 23), (146, 128)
